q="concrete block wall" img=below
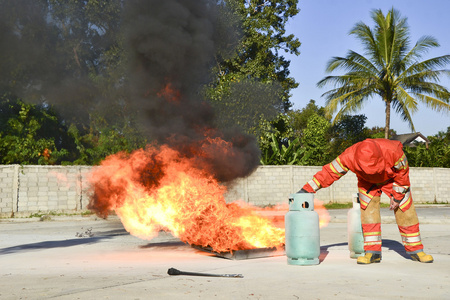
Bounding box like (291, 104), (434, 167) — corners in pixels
(434, 168), (450, 202)
(18, 166), (80, 212)
(0, 165), (448, 216)
(223, 166), (450, 206)
(409, 167), (448, 204)
(79, 166), (95, 212)
(0, 165), (19, 215)
(246, 166), (292, 205)
(0, 165), (92, 217)
(223, 166), (360, 205)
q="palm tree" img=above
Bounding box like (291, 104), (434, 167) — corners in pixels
(318, 8), (450, 138)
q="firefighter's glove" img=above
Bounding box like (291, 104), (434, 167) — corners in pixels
(297, 188), (309, 193)
(389, 196), (401, 211)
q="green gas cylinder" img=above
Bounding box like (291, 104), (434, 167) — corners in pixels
(285, 193), (320, 265)
(347, 193), (364, 258)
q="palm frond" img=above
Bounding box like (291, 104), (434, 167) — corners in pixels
(415, 93), (450, 112)
(402, 55), (450, 77)
(324, 56), (349, 73)
(318, 71), (378, 89)
(391, 100), (416, 132)
(323, 89), (359, 116)
(395, 85), (419, 118)
(346, 50), (380, 73)
(400, 76), (450, 99)
(401, 36), (440, 66)
(324, 84), (378, 122)
(324, 53), (378, 75)
(331, 88), (374, 123)
(372, 8), (409, 70)
(350, 21), (381, 66)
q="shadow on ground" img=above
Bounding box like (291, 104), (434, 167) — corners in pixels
(319, 239), (411, 263)
(139, 241), (187, 249)
(0, 229), (129, 255)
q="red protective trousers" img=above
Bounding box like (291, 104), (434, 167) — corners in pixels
(361, 195), (423, 254)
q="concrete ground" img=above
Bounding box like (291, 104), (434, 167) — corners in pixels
(1, 206), (449, 300)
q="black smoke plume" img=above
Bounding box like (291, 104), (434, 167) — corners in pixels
(121, 0), (260, 182)
(0, 0), (260, 182)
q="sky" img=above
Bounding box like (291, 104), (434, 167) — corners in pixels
(284, 0), (450, 137)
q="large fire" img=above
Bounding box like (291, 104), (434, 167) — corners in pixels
(87, 73), (331, 253)
(88, 141), (330, 253)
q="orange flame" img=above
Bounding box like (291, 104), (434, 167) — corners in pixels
(252, 201), (330, 230)
(315, 199), (331, 228)
(88, 142), (288, 252)
(88, 119), (330, 252)
(157, 82), (180, 103)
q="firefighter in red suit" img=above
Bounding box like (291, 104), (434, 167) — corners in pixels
(299, 138), (433, 264)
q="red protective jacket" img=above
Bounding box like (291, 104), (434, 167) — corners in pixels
(302, 139), (412, 211)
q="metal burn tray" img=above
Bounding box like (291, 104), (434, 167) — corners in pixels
(192, 245), (285, 260)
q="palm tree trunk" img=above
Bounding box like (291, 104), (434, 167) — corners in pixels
(385, 99), (391, 139)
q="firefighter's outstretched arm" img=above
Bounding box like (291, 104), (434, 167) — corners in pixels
(300, 155), (349, 193)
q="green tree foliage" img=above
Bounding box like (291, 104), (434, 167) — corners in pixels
(258, 114), (309, 165)
(0, 95), (147, 166)
(210, 79), (284, 135)
(67, 121), (147, 165)
(259, 133), (307, 165)
(300, 114), (331, 166)
(3, 2), (448, 169)
(364, 126), (397, 139)
(329, 114), (367, 157)
(46, 0), (126, 124)
(287, 100), (326, 138)
(0, 0), (125, 125)
(319, 8), (450, 139)
(0, 95), (74, 164)
(403, 128), (450, 167)
(436, 126), (450, 144)
(258, 114), (290, 163)
(0, 0), (53, 96)
(0, 0), (147, 165)
(259, 105), (368, 166)
(252, 100), (450, 168)
(209, 0), (301, 115)
(0, 1), (301, 165)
